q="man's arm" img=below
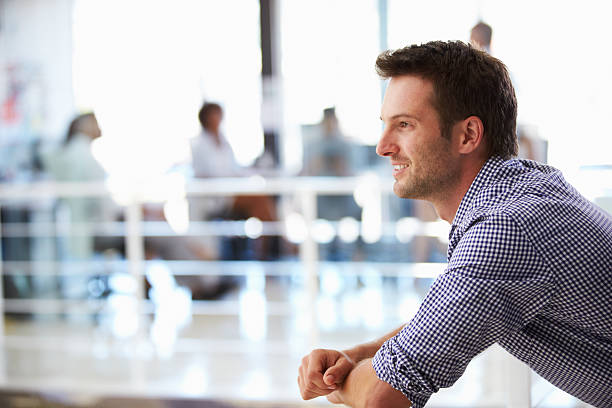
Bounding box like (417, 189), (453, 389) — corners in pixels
(343, 324), (405, 365)
(327, 358), (411, 408)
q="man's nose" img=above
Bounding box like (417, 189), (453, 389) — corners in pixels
(376, 130), (398, 157)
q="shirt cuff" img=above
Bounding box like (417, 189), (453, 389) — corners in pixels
(372, 337), (436, 408)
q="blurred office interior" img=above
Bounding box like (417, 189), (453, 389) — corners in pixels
(0, 0), (610, 407)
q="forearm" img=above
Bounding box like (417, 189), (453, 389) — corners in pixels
(334, 358), (411, 408)
(344, 325), (405, 363)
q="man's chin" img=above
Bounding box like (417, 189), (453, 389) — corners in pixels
(393, 182), (413, 199)
(394, 182), (427, 201)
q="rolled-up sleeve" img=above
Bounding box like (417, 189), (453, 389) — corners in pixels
(372, 215), (556, 407)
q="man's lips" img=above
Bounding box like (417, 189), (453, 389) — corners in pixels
(392, 163), (409, 177)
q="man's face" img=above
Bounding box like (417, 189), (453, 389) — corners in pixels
(376, 75), (459, 200)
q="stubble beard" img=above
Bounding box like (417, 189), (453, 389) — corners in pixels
(393, 149), (458, 201)
(393, 167), (439, 199)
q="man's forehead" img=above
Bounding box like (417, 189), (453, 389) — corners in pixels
(387, 75), (434, 95)
(381, 75), (435, 118)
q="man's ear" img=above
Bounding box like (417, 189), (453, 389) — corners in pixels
(456, 115), (484, 155)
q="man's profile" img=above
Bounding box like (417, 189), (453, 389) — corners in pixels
(297, 41), (612, 408)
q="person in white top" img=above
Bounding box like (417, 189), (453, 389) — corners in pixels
(190, 102), (242, 179)
(190, 102), (276, 259)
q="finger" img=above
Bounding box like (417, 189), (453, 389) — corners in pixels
(307, 351), (326, 375)
(323, 356), (354, 386)
(298, 364), (310, 395)
(306, 350), (335, 390)
(307, 353), (337, 391)
(299, 376), (314, 400)
(298, 367), (314, 399)
(299, 362), (332, 399)
(298, 374), (307, 399)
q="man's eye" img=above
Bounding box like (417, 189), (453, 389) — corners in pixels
(399, 122), (410, 128)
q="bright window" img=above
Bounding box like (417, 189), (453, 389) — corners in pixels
(72, 0), (263, 179)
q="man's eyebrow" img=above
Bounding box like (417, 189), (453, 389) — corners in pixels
(380, 114), (419, 121)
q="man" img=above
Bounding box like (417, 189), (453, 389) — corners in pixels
(297, 41), (612, 408)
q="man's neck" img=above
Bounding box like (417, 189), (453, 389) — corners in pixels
(432, 158), (487, 223)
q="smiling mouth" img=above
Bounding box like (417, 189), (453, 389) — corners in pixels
(392, 164), (409, 178)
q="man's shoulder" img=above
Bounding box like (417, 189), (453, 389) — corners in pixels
(457, 158), (612, 252)
(452, 159), (585, 245)
(469, 159), (571, 217)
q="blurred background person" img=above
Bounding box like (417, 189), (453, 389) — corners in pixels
(302, 107), (361, 220)
(302, 107), (358, 180)
(470, 20), (493, 53)
(190, 101), (277, 261)
(43, 112), (117, 301)
(191, 102), (241, 183)
(302, 107), (362, 261)
(45, 112), (107, 260)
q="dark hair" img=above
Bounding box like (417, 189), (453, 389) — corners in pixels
(65, 112), (95, 145)
(376, 40), (518, 159)
(198, 102), (223, 130)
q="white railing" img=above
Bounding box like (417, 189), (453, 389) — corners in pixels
(0, 176), (432, 343)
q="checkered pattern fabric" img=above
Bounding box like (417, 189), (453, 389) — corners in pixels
(373, 156), (612, 408)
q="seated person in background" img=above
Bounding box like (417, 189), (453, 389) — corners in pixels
(303, 107), (354, 179)
(191, 103), (241, 180)
(301, 107), (362, 261)
(190, 102), (276, 259)
(302, 107), (361, 221)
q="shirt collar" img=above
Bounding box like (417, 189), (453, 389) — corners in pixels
(451, 155), (506, 228)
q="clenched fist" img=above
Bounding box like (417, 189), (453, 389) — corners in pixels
(297, 348), (355, 400)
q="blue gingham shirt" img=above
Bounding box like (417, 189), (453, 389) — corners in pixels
(373, 156), (612, 407)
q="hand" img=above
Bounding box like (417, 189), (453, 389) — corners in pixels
(327, 390), (345, 405)
(297, 349), (355, 400)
